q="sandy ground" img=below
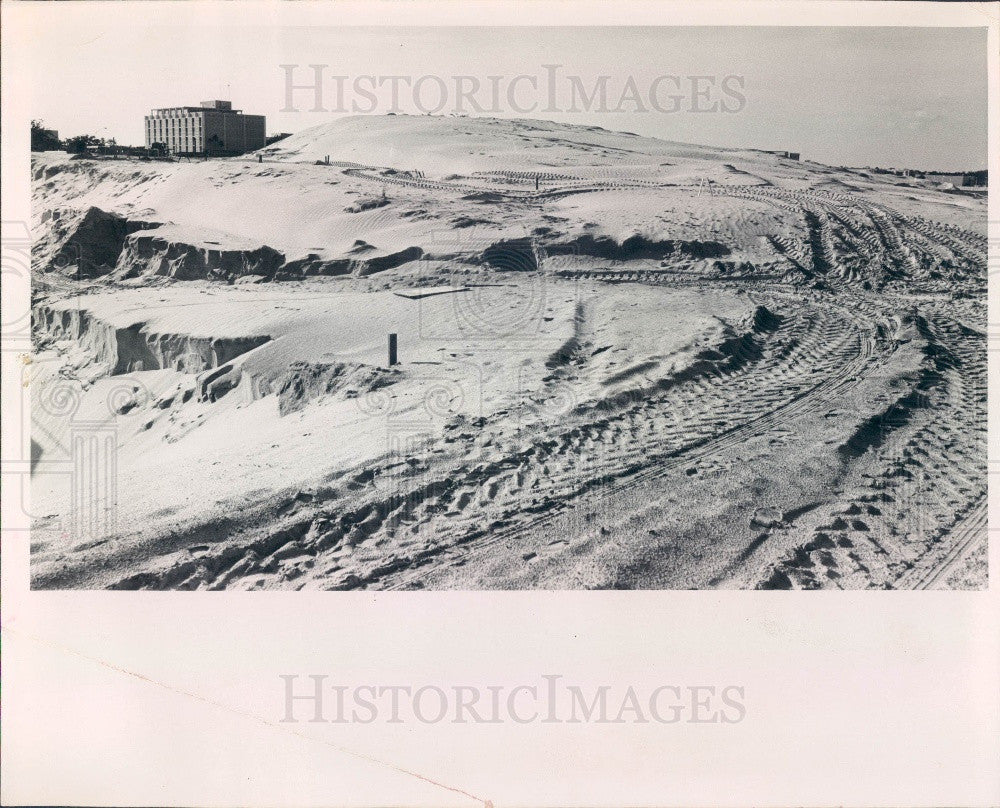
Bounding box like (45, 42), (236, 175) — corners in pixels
(28, 114), (987, 590)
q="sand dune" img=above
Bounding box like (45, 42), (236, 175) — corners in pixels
(29, 114), (987, 590)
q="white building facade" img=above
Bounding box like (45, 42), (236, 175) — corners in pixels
(144, 100), (266, 155)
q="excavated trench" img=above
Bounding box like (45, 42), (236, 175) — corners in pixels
(118, 233), (285, 281)
(481, 234), (731, 272)
(40, 207), (735, 286)
(37, 205), (424, 282)
(33, 305), (271, 375)
(33, 305), (397, 418)
(39, 207), (161, 277)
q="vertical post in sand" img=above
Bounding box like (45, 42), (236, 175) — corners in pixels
(388, 333), (398, 366)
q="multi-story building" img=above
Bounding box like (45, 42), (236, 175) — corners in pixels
(144, 100), (266, 156)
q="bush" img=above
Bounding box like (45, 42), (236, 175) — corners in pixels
(345, 194), (390, 213)
(30, 120), (62, 151)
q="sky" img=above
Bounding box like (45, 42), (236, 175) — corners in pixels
(28, 25), (988, 170)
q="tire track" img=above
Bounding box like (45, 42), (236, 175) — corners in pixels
(895, 497), (987, 590)
(375, 296), (881, 590)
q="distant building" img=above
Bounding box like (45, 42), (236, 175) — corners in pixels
(144, 100), (265, 156)
(924, 172), (966, 187)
